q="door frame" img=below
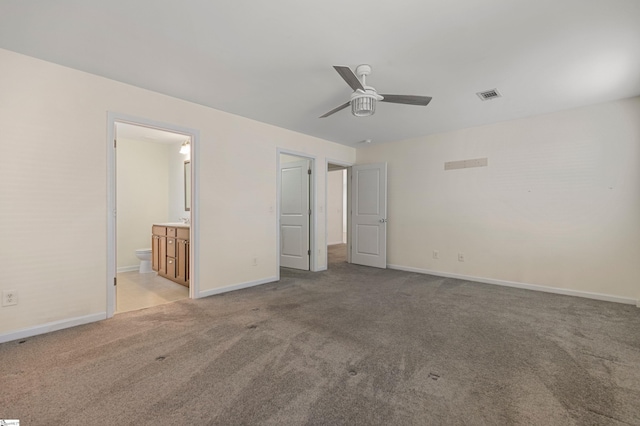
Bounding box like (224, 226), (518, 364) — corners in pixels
(107, 112), (200, 318)
(276, 149), (317, 278)
(325, 158), (354, 267)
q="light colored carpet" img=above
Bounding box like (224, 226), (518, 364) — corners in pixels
(1, 244), (639, 425)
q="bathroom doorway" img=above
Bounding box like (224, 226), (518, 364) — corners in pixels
(107, 114), (198, 316)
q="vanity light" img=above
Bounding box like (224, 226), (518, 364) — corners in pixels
(179, 140), (190, 155)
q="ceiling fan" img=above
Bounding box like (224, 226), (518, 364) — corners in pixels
(320, 64), (432, 118)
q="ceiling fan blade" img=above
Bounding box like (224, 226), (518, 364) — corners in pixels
(333, 66), (365, 92)
(380, 94), (432, 106)
(319, 101), (351, 118)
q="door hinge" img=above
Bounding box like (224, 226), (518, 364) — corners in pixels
(308, 169), (312, 175)
(308, 249), (311, 255)
(113, 277), (117, 286)
(114, 139), (117, 148)
(308, 209), (311, 215)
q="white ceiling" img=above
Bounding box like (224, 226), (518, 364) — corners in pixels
(1, 0), (639, 146)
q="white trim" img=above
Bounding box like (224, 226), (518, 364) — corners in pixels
(0, 313), (107, 344)
(117, 265), (140, 273)
(198, 276), (278, 298)
(388, 264), (637, 305)
(327, 241), (344, 246)
(107, 112), (201, 315)
(276, 149), (318, 276)
(188, 123), (200, 299)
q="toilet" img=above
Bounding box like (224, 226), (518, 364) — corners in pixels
(135, 248), (153, 273)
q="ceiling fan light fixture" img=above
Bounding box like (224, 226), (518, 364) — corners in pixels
(351, 89), (384, 117)
(351, 94), (376, 117)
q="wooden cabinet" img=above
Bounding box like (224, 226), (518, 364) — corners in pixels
(152, 225), (189, 287)
(151, 226), (166, 273)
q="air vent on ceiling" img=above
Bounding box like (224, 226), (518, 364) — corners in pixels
(476, 89), (501, 101)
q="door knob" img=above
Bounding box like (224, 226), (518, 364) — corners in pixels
(379, 218), (387, 223)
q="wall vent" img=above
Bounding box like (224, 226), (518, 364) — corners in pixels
(476, 89), (501, 101)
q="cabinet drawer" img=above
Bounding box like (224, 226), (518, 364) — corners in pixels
(177, 228), (189, 240)
(166, 237), (176, 257)
(167, 227), (177, 237)
(166, 257), (176, 278)
(152, 226), (166, 236)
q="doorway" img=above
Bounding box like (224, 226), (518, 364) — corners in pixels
(327, 163), (349, 267)
(326, 161), (388, 270)
(107, 113), (199, 317)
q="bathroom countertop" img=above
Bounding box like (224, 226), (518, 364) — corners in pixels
(154, 222), (190, 228)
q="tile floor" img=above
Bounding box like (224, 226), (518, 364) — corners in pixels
(116, 271), (188, 314)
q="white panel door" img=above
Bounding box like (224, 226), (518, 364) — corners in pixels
(351, 163), (387, 268)
(280, 159), (310, 270)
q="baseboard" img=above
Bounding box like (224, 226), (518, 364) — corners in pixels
(328, 241), (344, 246)
(117, 265), (139, 273)
(0, 312), (107, 344)
(387, 264), (637, 305)
(197, 276), (278, 298)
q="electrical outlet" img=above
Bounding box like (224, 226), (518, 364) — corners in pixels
(2, 290), (18, 306)
(252, 257), (258, 267)
(458, 253), (465, 262)
(432, 250), (439, 260)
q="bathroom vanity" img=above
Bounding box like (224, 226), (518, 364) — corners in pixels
(152, 224), (190, 287)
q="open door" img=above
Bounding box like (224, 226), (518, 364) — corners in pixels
(351, 163), (387, 268)
(280, 159), (310, 270)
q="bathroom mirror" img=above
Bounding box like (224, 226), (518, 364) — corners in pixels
(184, 160), (191, 211)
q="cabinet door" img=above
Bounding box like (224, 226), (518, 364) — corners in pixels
(152, 235), (159, 271)
(177, 239), (188, 285)
(159, 236), (167, 273)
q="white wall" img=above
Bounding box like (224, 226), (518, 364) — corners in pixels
(327, 170), (344, 245)
(357, 97), (640, 302)
(0, 48), (355, 338)
(116, 138), (170, 270)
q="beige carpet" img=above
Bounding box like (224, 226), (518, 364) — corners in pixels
(1, 245), (639, 425)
